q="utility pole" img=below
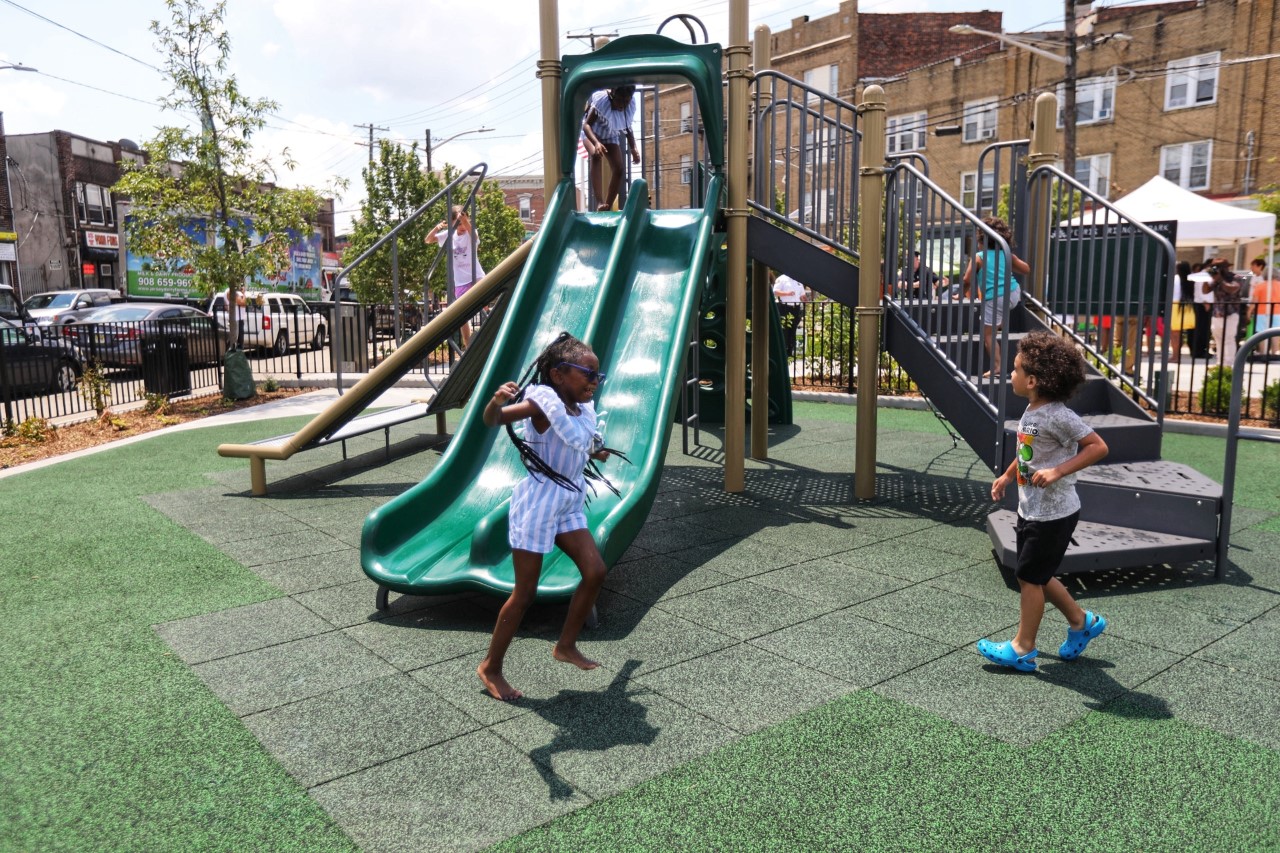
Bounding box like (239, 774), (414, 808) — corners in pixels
(1063, 0), (1078, 178)
(354, 123), (389, 164)
(425, 129), (433, 172)
(566, 30), (617, 50)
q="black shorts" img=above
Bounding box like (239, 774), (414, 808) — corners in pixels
(1014, 511), (1079, 585)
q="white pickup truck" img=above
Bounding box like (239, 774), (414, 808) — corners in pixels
(207, 291), (327, 354)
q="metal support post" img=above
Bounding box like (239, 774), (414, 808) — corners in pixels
(854, 85), (886, 501)
(537, 0), (562, 198)
(1025, 92), (1059, 302)
(722, 0), (749, 493)
(750, 25), (772, 460)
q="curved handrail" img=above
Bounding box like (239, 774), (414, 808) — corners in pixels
(331, 164), (487, 392)
(1216, 326), (1280, 578)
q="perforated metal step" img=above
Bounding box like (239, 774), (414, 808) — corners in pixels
(987, 509), (1216, 575)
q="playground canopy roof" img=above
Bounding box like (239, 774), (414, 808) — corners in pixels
(1109, 176), (1275, 248)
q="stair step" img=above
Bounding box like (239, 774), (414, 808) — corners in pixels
(987, 509), (1216, 575)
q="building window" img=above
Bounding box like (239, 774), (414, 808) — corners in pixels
(75, 182), (114, 227)
(518, 195), (532, 221)
(1165, 52), (1220, 110)
(1073, 153), (1112, 198)
(804, 64), (838, 101)
(962, 99), (998, 143)
(960, 171), (996, 211)
(680, 154), (692, 185)
(1057, 76), (1115, 127)
(1160, 140), (1211, 190)
(887, 112), (927, 154)
(680, 101), (692, 134)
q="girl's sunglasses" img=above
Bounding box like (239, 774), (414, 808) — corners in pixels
(558, 362), (606, 383)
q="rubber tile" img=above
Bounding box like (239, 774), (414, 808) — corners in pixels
(293, 578), (453, 629)
(247, 548), (363, 596)
(342, 600), (495, 671)
(874, 637), (1183, 746)
(1194, 606), (1280, 682)
(825, 540), (985, 583)
(309, 728), (589, 853)
(751, 607), (951, 687)
(191, 631), (398, 716)
(602, 553), (736, 605)
(634, 642), (850, 734)
(573, 599), (736, 679)
(630, 516), (739, 555)
(1083, 595), (1244, 656)
(853, 582), (1014, 647)
(655, 577), (833, 642)
(489, 671), (736, 801)
(155, 596), (334, 665)
(216, 528), (349, 568)
(410, 636), (620, 727)
(669, 538), (805, 579)
(241, 673), (478, 788)
(747, 557), (910, 609)
(1129, 657), (1280, 751)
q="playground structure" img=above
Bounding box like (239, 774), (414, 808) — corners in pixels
(219, 0), (1262, 609)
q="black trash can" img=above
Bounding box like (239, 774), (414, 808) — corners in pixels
(141, 332), (191, 397)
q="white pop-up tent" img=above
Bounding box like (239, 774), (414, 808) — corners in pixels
(1110, 176), (1275, 249)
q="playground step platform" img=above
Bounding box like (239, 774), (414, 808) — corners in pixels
(986, 509), (1216, 575)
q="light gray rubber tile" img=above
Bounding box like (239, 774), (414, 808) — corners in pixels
(241, 674), (478, 788)
(748, 557), (910, 609)
(293, 578), (455, 629)
(1084, 597), (1244, 657)
(630, 516), (739, 555)
(874, 637), (1183, 746)
(853, 583), (1015, 647)
(829, 543), (985, 583)
(155, 596), (334, 665)
(410, 637), (619, 727)
(573, 600), (737, 678)
(656, 577), (833, 641)
(343, 600), (494, 671)
(634, 642), (850, 734)
(309, 728), (589, 853)
(1194, 607), (1280, 681)
(217, 529), (349, 568)
(602, 553), (735, 604)
(489, 675), (736, 801)
(1128, 657), (1280, 750)
(670, 539), (805, 579)
(751, 608), (951, 687)
(247, 548), (363, 595)
(192, 631), (398, 716)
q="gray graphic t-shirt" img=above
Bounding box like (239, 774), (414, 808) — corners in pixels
(1015, 401), (1093, 521)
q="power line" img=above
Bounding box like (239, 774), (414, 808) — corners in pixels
(0, 0), (162, 72)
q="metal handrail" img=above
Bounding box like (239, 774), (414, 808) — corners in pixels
(330, 164), (487, 393)
(1216, 326), (1280, 579)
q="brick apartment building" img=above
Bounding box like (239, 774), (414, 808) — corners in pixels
(494, 174), (548, 235)
(0, 113), (17, 292)
(643, 0), (1277, 230)
(5, 129), (336, 299)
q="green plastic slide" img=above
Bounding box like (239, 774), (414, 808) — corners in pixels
(361, 174), (723, 600)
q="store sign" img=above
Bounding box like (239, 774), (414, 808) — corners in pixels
(86, 231), (120, 249)
(0, 243), (14, 262)
(48, 259), (63, 271)
(82, 263), (96, 275)
(0, 231), (17, 242)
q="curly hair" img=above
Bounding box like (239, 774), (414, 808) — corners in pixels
(1018, 332), (1086, 402)
(981, 216), (1014, 249)
(534, 332), (595, 387)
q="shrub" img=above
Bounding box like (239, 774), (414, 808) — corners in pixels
(143, 392), (169, 414)
(1198, 365), (1234, 414)
(78, 361), (112, 416)
(261, 376), (280, 392)
(1262, 379), (1280, 425)
(12, 417), (54, 443)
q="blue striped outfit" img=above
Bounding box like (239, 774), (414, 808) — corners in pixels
(508, 384), (602, 554)
(585, 89), (635, 144)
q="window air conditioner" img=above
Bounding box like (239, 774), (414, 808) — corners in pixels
(979, 128), (996, 140)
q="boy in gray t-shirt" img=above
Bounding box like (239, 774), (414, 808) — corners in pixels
(977, 333), (1110, 672)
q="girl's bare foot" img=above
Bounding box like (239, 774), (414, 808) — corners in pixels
(476, 663), (522, 701)
(552, 645), (600, 670)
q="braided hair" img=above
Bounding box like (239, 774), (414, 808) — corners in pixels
(502, 332), (630, 498)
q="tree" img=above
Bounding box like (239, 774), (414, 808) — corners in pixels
(113, 0), (327, 352)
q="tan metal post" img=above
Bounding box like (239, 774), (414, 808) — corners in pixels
(1025, 92), (1059, 302)
(723, 0), (749, 492)
(750, 25), (771, 460)
(537, 0), (562, 198)
(854, 84), (886, 501)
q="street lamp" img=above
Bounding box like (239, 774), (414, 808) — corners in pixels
(0, 63), (39, 72)
(424, 126), (494, 171)
(947, 25), (1068, 64)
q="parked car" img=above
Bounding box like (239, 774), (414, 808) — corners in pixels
(64, 303), (230, 368)
(0, 316), (83, 395)
(23, 289), (124, 335)
(206, 291), (327, 354)
(0, 285), (40, 338)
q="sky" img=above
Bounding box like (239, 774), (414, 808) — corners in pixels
(0, 0), (1146, 233)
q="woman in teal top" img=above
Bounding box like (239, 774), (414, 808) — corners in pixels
(963, 216), (1030, 378)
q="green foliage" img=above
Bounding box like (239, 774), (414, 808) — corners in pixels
(342, 156), (524, 305)
(1262, 379), (1280, 425)
(112, 0), (331, 302)
(261, 376), (280, 392)
(1198, 365), (1234, 414)
(78, 361), (112, 416)
(1256, 185), (1280, 251)
(9, 417), (54, 443)
(143, 393), (170, 414)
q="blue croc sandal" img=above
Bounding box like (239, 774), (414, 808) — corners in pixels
(976, 638), (1038, 672)
(1059, 611), (1106, 660)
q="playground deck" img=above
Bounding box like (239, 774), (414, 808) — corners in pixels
(2, 398), (1277, 851)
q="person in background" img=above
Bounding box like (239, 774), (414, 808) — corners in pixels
(1168, 260), (1193, 364)
(581, 86), (640, 212)
(963, 216), (1029, 378)
(1248, 257), (1279, 359)
(1189, 261), (1214, 360)
(1204, 259), (1245, 367)
(426, 205), (485, 348)
(771, 270), (808, 358)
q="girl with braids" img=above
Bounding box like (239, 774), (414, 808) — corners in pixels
(479, 333), (618, 701)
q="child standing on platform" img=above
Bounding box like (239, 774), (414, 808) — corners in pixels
(478, 333), (615, 700)
(978, 332), (1110, 672)
(963, 216), (1030, 378)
